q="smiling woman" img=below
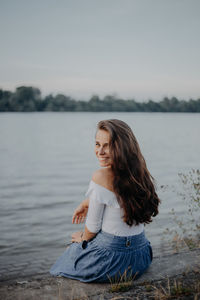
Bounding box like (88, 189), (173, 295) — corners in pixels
(50, 119), (160, 283)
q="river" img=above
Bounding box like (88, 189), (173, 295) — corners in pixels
(0, 112), (199, 280)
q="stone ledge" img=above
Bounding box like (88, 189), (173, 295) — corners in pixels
(0, 248), (199, 300)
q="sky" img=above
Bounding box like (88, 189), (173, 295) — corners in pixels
(0, 0), (200, 101)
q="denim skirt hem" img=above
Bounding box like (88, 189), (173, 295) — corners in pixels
(50, 230), (152, 283)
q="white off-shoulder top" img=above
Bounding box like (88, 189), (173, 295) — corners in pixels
(85, 180), (144, 236)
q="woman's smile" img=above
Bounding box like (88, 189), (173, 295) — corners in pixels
(98, 157), (110, 164)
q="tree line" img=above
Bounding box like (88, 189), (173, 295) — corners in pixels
(0, 86), (200, 112)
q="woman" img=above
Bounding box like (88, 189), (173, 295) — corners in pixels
(50, 119), (160, 283)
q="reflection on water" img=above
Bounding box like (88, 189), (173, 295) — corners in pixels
(0, 112), (199, 279)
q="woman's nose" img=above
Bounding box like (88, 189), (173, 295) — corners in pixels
(99, 147), (104, 154)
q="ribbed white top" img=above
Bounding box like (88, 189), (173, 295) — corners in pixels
(85, 180), (144, 236)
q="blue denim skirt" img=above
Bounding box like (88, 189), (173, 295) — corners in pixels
(50, 230), (152, 283)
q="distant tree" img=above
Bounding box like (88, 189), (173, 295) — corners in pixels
(43, 94), (54, 111)
(88, 95), (105, 111)
(125, 99), (139, 112)
(187, 99), (199, 112)
(159, 97), (171, 112)
(145, 100), (160, 112)
(0, 89), (13, 111)
(43, 94), (77, 111)
(135, 102), (145, 112)
(75, 100), (89, 111)
(8, 86), (41, 111)
(110, 99), (126, 111)
(177, 100), (188, 112)
(102, 95), (118, 111)
(170, 97), (179, 112)
(196, 99), (200, 112)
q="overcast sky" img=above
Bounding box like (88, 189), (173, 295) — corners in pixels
(0, 0), (200, 101)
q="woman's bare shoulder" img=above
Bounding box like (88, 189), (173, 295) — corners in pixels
(92, 168), (114, 191)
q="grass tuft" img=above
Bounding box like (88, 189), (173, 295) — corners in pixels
(108, 268), (137, 293)
(152, 277), (200, 299)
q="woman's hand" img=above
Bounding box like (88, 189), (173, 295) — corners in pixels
(71, 226), (97, 243)
(71, 231), (83, 243)
(72, 201), (88, 224)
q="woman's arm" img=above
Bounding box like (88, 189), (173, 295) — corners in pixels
(71, 225), (97, 243)
(72, 198), (89, 224)
(71, 198), (96, 242)
(71, 175), (105, 243)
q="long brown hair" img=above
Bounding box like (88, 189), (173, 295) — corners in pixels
(97, 119), (160, 226)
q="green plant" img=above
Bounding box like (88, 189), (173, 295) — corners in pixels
(152, 277), (198, 299)
(145, 284), (153, 292)
(163, 169), (200, 251)
(108, 269), (137, 293)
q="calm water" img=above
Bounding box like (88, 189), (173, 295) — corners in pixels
(0, 112), (200, 280)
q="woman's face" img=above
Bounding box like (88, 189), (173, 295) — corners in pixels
(95, 129), (112, 167)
